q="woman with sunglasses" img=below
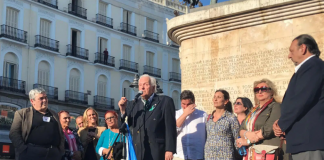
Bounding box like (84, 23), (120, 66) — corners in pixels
(204, 89), (240, 160)
(78, 107), (106, 160)
(233, 97), (253, 125)
(236, 79), (288, 160)
(58, 110), (83, 160)
(96, 110), (124, 160)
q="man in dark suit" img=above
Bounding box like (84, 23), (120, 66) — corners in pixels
(9, 88), (65, 160)
(273, 34), (324, 160)
(118, 74), (177, 160)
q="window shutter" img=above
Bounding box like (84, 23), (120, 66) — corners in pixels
(40, 19), (51, 38)
(172, 59), (180, 73)
(97, 81), (106, 97)
(146, 52), (154, 66)
(146, 18), (154, 32)
(6, 8), (18, 28)
(69, 76), (80, 92)
(99, 2), (107, 15)
(123, 45), (131, 61)
(77, 31), (81, 47)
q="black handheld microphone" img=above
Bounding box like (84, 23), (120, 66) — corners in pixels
(134, 90), (143, 101)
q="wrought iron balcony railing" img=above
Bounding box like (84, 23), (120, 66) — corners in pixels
(169, 72), (181, 82)
(65, 90), (88, 105)
(94, 95), (114, 110)
(119, 59), (138, 73)
(68, 3), (87, 19)
(120, 22), (136, 36)
(96, 14), (113, 28)
(0, 76), (26, 94)
(33, 84), (58, 100)
(66, 44), (89, 60)
(143, 65), (161, 78)
(144, 30), (159, 43)
(32, 0), (58, 9)
(35, 35), (59, 52)
(94, 52), (115, 67)
(0, 25), (27, 43)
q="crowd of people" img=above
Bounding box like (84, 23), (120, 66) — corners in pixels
(8, 34), (324, 160)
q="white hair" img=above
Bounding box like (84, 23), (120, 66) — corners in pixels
(139, 74), (157, 93)
(29, 88), (46, 100)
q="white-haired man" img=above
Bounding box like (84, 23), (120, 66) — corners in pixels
(118, 74), (177, 160)
(9, 88), (64, 160)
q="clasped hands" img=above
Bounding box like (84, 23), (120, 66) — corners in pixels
(273, 119), (286, 142)
(236, 130), (263, 148)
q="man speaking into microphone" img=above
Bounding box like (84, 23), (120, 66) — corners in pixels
(118, 74), (176, 160)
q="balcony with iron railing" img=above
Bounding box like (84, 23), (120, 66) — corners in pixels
(169, 72), (181, 82)
(0, 25), (27, 44)
(33, 84), (58, 100)
(35, 35), (59, 53)
(65, 90), (88, 105)
(32, 0), (58, 9)
(94, 52), (115, 68)
(119, 59), (138, 73)
(66, 44), (89, 61)
(143, 30), (159, 43)
(94, 96), (114, 110)
(143, 65), (161, 78)
(0, 76), (26, 94)
(68, 3), (87, 19)
(96, 14), (113, 28)
(120, 22), (136, 36)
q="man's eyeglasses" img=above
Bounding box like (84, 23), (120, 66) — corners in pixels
(105, 116), (116, 121)
(254, 86), (271, 93)
(233, 102), (243, 105)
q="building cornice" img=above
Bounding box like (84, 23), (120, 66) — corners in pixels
(167, 0), (322, 45)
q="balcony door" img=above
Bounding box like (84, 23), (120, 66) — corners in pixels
(172, 59), (180, 73)
(146, 51), (154, 67)
(69, 69), (81, 100)
(3, 53), (18, 88)
(99, 2), (107, 16)
(6, 7), (19, 39)
(97, 75), (107, 104)
(122, 80), (132, 102)
(146, 18), (154, 32)
(98, 37), (107, 62)
(38, 61), (51, 95)
(40, 19), (51, 47)
(71, 29), (81, 56)
(72, 0), (82, 12)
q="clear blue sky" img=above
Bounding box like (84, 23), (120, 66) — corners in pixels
(199, 0), (229, 5)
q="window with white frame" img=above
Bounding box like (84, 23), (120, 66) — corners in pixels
(146, 18), (154, 32)
(98, 37), (108, 54)
(122, 80), (131, 101)
(38, 61), (50, 86)
(172, 91), (180, 110)
(146, 51), (154, 67)
(3, 53), (18, 79)
(123, 45), (131, 61)
(172, 59), (180, 73)
(99, 2), (107, 16)
(40, 19), (51, 38)
(97, 75), (107, 97)
(6, 7), (19, 28)
(123, 10), (132, 24)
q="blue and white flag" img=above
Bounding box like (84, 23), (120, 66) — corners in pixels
(126, 123), (137, 160)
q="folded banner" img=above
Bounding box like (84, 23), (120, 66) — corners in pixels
(126, 123), (137, 160)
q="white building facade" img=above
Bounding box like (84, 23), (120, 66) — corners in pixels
(0, 0), (185, 157)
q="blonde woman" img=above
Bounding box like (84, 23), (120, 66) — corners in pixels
(78, 107), (106, 160)
(236, 79), (288, 160)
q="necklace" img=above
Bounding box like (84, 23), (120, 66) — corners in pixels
(108, 129), (117, 147)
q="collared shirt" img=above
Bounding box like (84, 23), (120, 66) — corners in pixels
(141, 93), (155, 105)
(295, 55), (315, 73)
(174, 109), (207, 159)
(26, 107), (60, 146)
(63, 129), (78, 152)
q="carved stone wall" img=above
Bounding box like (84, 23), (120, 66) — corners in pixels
(167, 0), (324, 114)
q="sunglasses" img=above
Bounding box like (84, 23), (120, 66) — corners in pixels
(233, 102), (243, 105)
(254, 86), (271, 93)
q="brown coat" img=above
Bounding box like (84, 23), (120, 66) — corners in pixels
(239, 101), (289, 159)
(78, 126), (106, 160)
(9, 107), (65, 155)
